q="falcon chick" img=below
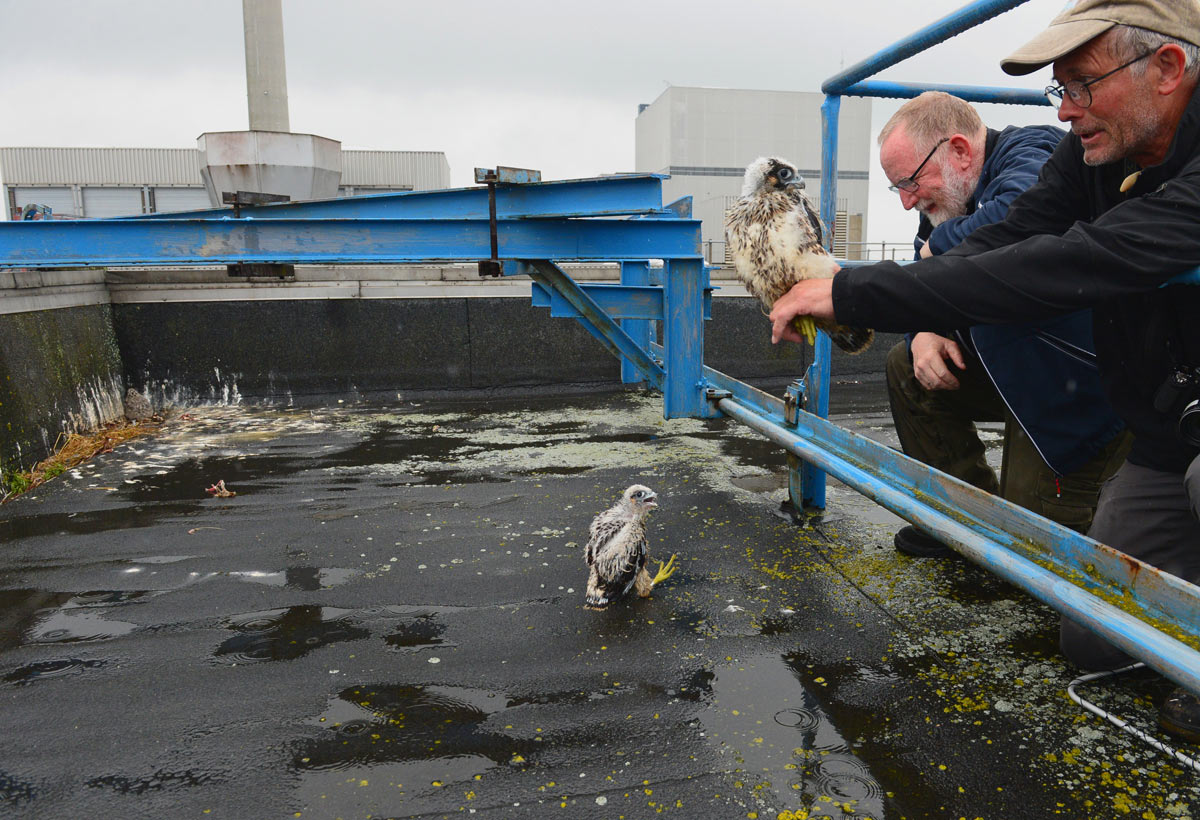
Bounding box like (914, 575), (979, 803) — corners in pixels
(584, 484), (677, 610)
(726, 156), (873, 354)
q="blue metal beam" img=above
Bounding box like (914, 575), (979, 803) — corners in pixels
(620, 261), (654, 386)
(822, 0), (1034, 95)
(662, 259), (712, 419)
(838, 80), (1050, 106)
(0, 217), (702, 268)
(524, 261), (665, 391)
(127, 175), (669, 221)
(714, 393), (1200, 697)
(530, 280), (710, 321)
(532, 281), (660, 320)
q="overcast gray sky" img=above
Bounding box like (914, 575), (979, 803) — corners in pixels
(0, 0), (1067, 243)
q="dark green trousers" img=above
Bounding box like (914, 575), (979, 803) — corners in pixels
(885, 340), (1130, 534)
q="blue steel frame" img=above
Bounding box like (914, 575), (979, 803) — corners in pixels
(809, 0), (1047, 510)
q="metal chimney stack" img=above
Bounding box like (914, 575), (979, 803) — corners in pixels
(243, 0), (290, 133)
(198, 0), (341, 207)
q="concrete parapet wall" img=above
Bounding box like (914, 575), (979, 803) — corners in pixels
(2, 264), (897, 470)
(0, 303), (125, 472)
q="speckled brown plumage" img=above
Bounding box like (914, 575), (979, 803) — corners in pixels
(726, 157), (873, 354)
(583, 484), (675, 609)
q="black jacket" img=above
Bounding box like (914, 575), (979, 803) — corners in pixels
(834, 88), (1200, 473)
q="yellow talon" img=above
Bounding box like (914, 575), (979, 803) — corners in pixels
(651, 553), (678, 586)
(794, 316), (817, 347)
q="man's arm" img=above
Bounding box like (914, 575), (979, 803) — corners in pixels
(834, 159), (1200, 332)
(769, 141), (1088, 340)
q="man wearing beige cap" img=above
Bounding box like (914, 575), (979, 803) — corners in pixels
(768, 0), (1200, 741)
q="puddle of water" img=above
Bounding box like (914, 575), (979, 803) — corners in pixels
(0, 590), (152, 649)
(215, 606), (369, 664)
(384, 615), (449, 651)
(0, 590), (75, 652)
(3, 658), (107, 685)
(223, 567), (360, 590)
(701, 653), (885, 819)
(26, 610), (138, 645)
(292, 683), (532, 802)
(0, 504), (200, 544)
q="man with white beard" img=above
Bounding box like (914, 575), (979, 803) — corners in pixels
(875, 92), (1131, 558)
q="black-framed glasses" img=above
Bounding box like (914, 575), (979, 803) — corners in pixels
(1044, 51), (1153, 109)
(887, 137), (949, 193)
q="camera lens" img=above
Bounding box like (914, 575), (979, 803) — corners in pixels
(1179, 399), (1200, 447)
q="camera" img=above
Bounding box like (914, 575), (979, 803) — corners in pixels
(1154, 367), (1200, 447)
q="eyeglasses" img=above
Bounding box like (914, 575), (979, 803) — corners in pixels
(887, 137), (949, 193)
(1044, 51), (1152, 109)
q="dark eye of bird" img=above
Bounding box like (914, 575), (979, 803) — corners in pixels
(632, 491), (643, 498)
(777, 167), (792, 180)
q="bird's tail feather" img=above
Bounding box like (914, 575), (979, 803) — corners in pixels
(584, 594), (611, 610)
(824, 323), (874, 355)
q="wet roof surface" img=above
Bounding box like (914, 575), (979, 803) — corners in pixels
(0, 387), (1196, 819)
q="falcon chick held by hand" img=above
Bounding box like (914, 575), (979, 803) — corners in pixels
(726, 156), (873, 353)
(583, 484), (677, 610)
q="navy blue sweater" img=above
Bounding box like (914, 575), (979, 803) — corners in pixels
(924, 125), (1067, 256)
(910, 125), (1126, 476)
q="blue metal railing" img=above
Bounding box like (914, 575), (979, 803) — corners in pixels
(813, 0), (1042, 508)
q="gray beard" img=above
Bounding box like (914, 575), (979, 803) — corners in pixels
(925, 208), (955, 227)
(923, 164), (976, 227)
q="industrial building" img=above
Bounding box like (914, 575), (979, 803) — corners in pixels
(635, 86), (873, 263)
(0, 147), (451, 220)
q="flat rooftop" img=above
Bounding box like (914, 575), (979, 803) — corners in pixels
(0, 386), (1195, 819)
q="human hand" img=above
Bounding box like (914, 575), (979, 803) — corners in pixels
(910, 332), (965, 390)
(769, 278), (836, 344)
(919, 240), (934, 259)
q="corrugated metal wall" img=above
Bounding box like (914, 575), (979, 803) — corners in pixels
(0, 148), (203, 185)
(1, 147), (449, 190)
(341, 151), (450, 190)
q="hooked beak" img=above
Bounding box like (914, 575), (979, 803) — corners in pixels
(787, 175), (806, 190)
(644, 493), (659, 508)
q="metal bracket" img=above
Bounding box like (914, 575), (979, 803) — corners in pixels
(227, 262), (295, 279)
(783, 378), (807, 426)
(220, 192), (296, 279)
(475, 167), (543, 277)
(222, 190), (290, 219)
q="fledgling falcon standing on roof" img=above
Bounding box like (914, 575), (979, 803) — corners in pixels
(726, 156), (874, 353)
(583, 485), (677, 610)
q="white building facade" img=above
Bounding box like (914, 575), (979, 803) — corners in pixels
(635, 86), (873, 264)
(0, 147), (451, 220)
